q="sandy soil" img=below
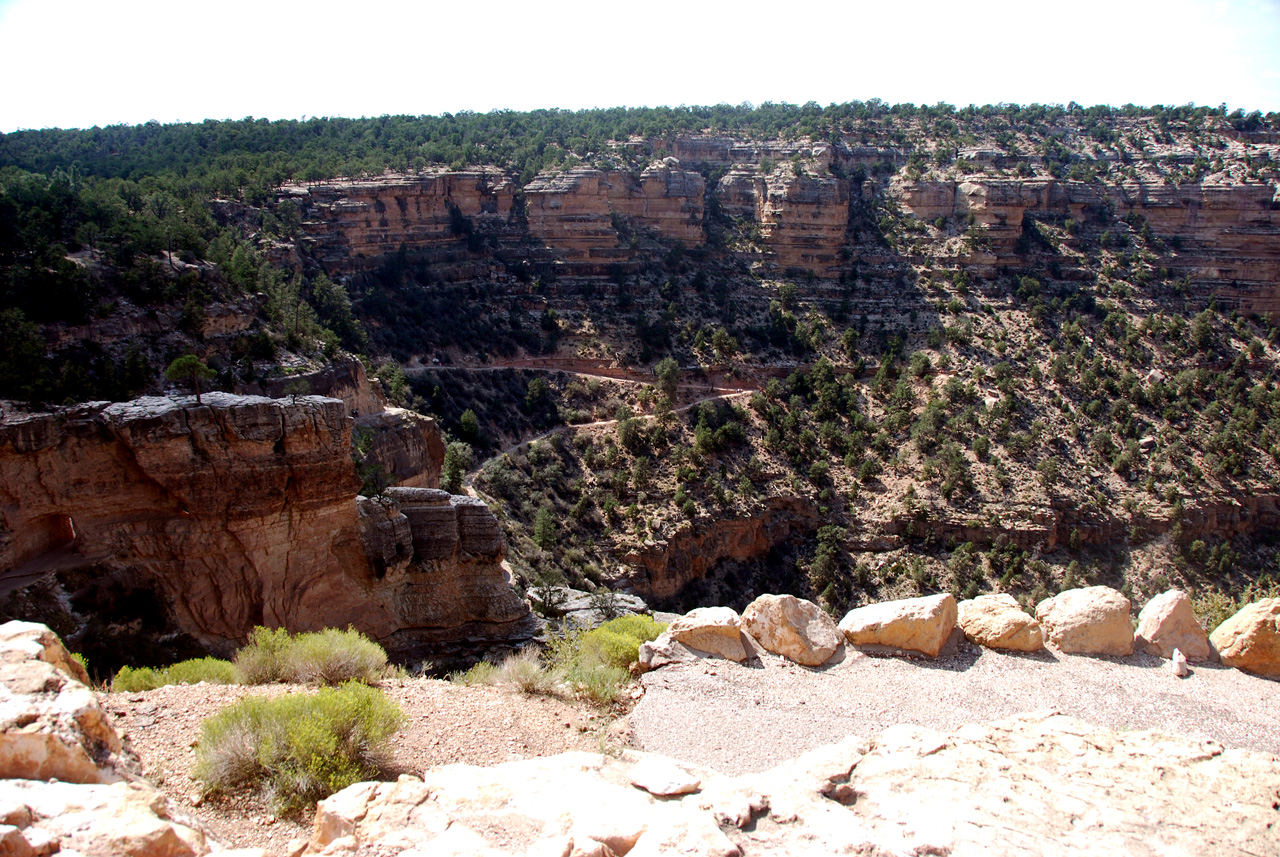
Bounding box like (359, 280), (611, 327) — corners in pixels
(99, 678), (616, 853)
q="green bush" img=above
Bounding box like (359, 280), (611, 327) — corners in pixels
(548, 615), (666, 705)
(111, 657), (237, 692)
(234, 626), (387, 686)
(193, 682), (406, 814)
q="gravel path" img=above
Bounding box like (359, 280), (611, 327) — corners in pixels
(630, 644), (1280, 775)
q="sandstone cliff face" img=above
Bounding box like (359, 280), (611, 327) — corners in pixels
(524, 163), (705, 272)
(282, 170), (519, 272)
(0, 394), (527, 657)
(892, 175), (1280, 312)
(622, 496), (820, 601)
(355, 407), (445, 490)
(718, 169), (850, 275)
(238, 355), (386, 416)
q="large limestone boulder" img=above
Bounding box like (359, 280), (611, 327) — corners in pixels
(1035, 586), (1134, 656)
(839, 593), (958, 657)
(956, 593), (1044, 652)
(740, 594), (841, 666)
(0, 623), (127, 784)
(1135, 589), (1212, 661)
(304, 713), (1280, 856)
(0, 621), (91, 685)
(666, 607), (749, 662)
(1210, 598), (1280, 678)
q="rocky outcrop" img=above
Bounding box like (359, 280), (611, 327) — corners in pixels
(304, 711), (1280, 856)
(956, 593), (1044, 652)
(280, 170), (520, 274)
(622, 496), (819, 601)
(893, 175), (1280, 312)
(741, 594), (841, 667)
(354, 407), (445, 490)
(524, 163), (705, 272)
(1135, 589), (1212, 661)
(1210, 598), (1280, 678)
(0, 395), (529, 657)
(839, 593), (958, 657)
(718, 169), (850, 275)
(0, 621), (127, 784)
(242, 356), (385, 417)
(0, 623), (236, 857)
(368, 488), (532, 652)
(1035, 586), (1134, 656)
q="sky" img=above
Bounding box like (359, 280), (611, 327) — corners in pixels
(1, 0), (1278, 133)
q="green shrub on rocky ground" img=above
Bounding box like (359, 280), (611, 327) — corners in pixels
(234, 626), (388, 685)
(449, 614), (667, 706)
(110, 626), (389, 691)
(193, 681), (406, 814)
(110, 657), (237, 692)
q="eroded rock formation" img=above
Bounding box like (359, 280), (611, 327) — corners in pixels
(621, 496), (820, 602)
(0, 394), (528, 658)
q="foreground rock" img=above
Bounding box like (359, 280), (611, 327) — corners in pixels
(1210, 598), (1280, 678)
(664, 607), (750, 662)
(839, 593), (958, 657)
(0, 622), (239, 856)
(740, 594), (841, 666)
(1135, 589), (1212, 661)
(305, 712), (1280, 856)
(956, 593), (1043, 652)
(1035, 586), (1134, 656)
(0, 621), (127, 784)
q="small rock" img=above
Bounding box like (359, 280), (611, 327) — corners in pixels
(1172, 648), (1190, 677)
(628, 756), (701, 796)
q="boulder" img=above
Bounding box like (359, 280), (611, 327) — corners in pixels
(637, 635), (702, 672)
(740, 594), (841, 666)
(1210, 598), (1280, 678)
(0, 623), (127, 784)
(956, 594), (1043, 652)
(0, 621), (91, 685)
(666, 607), (749, 662)
(1134, 590), (1212, 661)
(839, 593), (958, 657)
(1034, 586), (1134, 656)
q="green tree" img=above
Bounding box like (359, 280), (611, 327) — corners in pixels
(165, 354), (216, 404)
(459, 408), (479, 443)
(442, 441), (472, 494)
(533, 506), (556, 548)
(654, 357), (680, 400)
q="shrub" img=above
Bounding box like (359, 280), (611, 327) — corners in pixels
(234, 626), (388, 686)
(549, 614), (666, 705)
(111, 657), (237, 692)
(193, 682), (405, 814)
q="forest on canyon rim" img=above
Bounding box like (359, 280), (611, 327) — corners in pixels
(2, 99), (1280, 635)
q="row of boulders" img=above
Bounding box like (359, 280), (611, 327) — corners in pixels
(640, 588), (1280, 679)
(0, 620), (258, 857)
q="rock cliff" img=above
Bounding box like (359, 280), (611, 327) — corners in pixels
(622, 496), (820, 601)
(0, 394), (528, 661)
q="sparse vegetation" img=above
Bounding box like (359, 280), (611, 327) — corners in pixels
(192, 681), (405, 814)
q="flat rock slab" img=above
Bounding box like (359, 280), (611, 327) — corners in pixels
(304, 712), (1280, 855)
(632, 645), (1280, 777)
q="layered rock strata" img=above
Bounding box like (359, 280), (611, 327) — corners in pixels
(0, 395), (528, 655)
(621, 496), (820, 601)
(280, 170), (520, 273)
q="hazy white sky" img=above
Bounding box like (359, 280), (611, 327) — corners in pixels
(1, 0), (1278, 132)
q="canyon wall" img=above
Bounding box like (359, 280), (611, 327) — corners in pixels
(892, 176), (1280, 312)
(0, 394), (528, 657)
(621, 495), (820, 601)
